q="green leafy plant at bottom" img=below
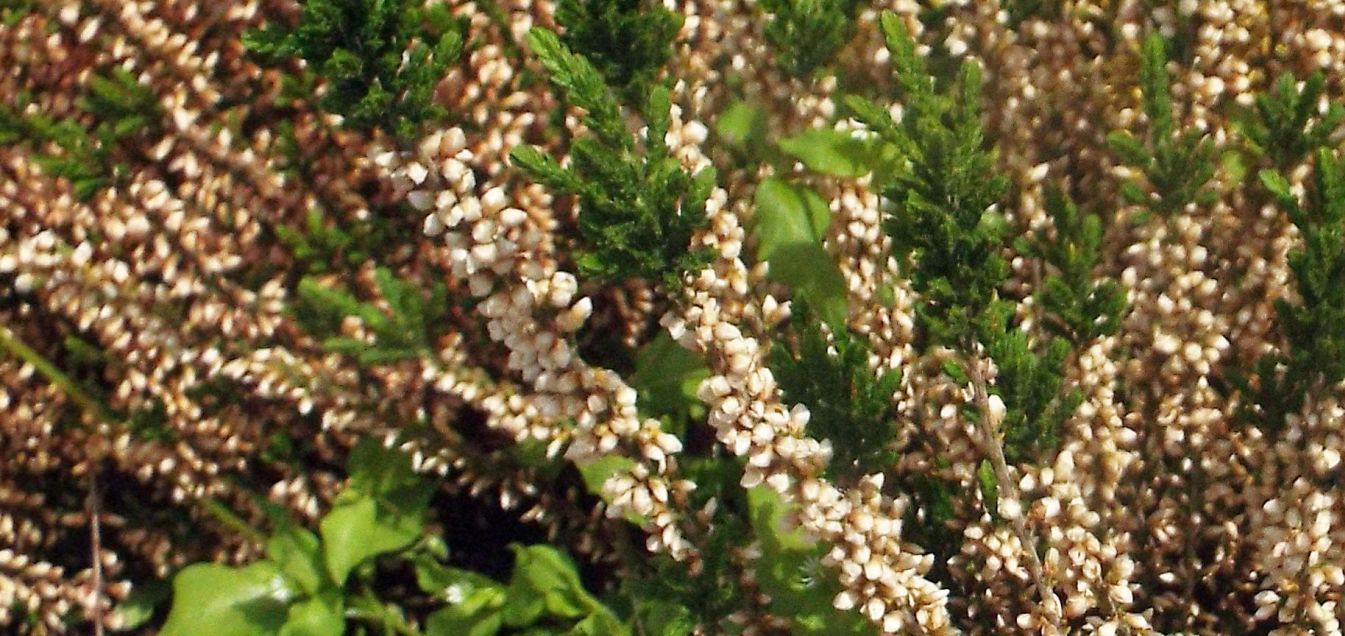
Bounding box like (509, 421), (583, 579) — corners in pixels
(155, 440), (623, 635)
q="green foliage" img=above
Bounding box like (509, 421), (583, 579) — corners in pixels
(847, 13), (1009, 348)
(0, 69), (161, 200)
(843, 12), (1082, 465)
(759, 0), (861, 77)
(772, 305), (900, 483)
(614, 457), (872, 634)
(1107, 34), (1216, 216)
(293, 268), (447, 365)
(0, 0), (33, 27)
(110, 581), (171, 631)
(975, 459), (998, 517)
(615, 457), (743, 634)
(1240, 152), (1345, 431)
(776, 128), (872, 178)
(1238, 71), (1345, 169)
(747, 487), (875, 635)
(554, 0), (682, 103)
(244, 0), (464, 140)
(629, 333), (709, 429)
(1015, 187), (1126, 344)
(275, 208), (395, 274)
(80, 68), (162, 139)
(750, 178), (849, 328)
(511, 29), (715, 289)
(161, 561), (297, 636)
(161, 440), (430, 635)
(714, 100), (769, 156)
(423, 544), (625, 635)
(1003, 0), (1057, 27)
(981, 314), (1081, 463)
(162, 441), (622, 635)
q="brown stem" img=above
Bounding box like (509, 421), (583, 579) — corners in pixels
(88, 469), (105, 636)
(962, 354), (1063, 630)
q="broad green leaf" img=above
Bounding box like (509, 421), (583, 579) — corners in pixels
(715, 100), (768, 150)
(747, 487), (873, 634)
(508, 545), (592, 616)
(575, 455), (637, 499)
(765, 242), (848, 329)
(747, 486), (813, 552)
(426, 596), (505, 636)
(633, 599), (696, 636)
(267, 524), (327, 596)
(160, 562), (296, 636)
(109, 580), (169, 632)
(570, 611), (628, 635)
(320, 495), (421, 585)
(277, 594), (344, 636)
(413, 555), (505, 599)
(753, 178), (830, 260)
(630, 333), (710, 421)
(778, 129), (871, 177)
(751, 179), (847, 326)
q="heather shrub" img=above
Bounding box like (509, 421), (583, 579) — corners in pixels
(1, 1), (1344, 635)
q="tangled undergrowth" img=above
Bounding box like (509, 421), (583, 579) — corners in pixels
(1, 0), (1344, 634)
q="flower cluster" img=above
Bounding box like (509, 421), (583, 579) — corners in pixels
(3, 0), (1345, 634)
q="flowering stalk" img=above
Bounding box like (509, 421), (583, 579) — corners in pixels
(963, 354), (1062, 628)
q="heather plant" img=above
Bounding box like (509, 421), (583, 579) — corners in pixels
(243, 0), (464, 140)
(5, 1), (1345, 635)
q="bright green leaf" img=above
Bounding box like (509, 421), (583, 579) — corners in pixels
(320, 495), (422, 585)
(267, 524), (328, 596)
(715, 100), (768, 150)
(278, 594), (344, 636)
(630, 332), (710, 422)
(160, 562), (296, 636)
(765, 242), (848, 329)
(109, 580), (170, 632)
(777, 128), (871, 177)
(752, 178), (831, 260)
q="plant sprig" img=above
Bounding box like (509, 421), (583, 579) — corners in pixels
(510, 28), (715, 290)
(1239, 71), (1345, 170)
(1241, 152), (1345, 431)
(772, 304), (901, 484)
(0, 69), (162, 200)
(759, 0), (862, 77)
(1107, 34), (1217, 217)
(244, 0), (465, 140)
(848, 13), (1009, 349)
(554, 0), (682, 104)
(1016, 187), (1126, 345)
(292, 268), (447, 365)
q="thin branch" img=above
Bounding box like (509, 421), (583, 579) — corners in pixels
(0, 326), (115, 634)
(962, 354), (1063, 629)
(88, 469), (105, 636)
(0, 324), (116, 425)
